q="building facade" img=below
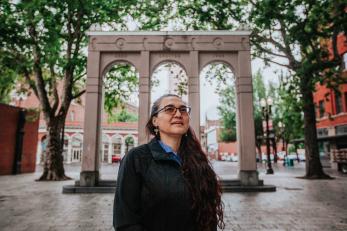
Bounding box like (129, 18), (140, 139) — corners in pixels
(11, 90), (138, 165)
(314, 33), (347, 153)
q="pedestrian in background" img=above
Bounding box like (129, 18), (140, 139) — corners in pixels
(113, 94), (224, 231)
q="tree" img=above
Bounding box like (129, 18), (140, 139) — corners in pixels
(202, 64), (236, 142)
(103, 64), (139, 115)
(176, 0), (347, 179)
(108, 109), (138, 123)
(218, 86), (237, 142)
(272, 75), (304, 156)
(241, 0), (347, 178)
(0, 0), (172, 180)
(0, 63), (16, 103)
(252, 70), (267, 158)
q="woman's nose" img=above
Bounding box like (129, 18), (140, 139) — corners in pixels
(174, 108), (183, 117)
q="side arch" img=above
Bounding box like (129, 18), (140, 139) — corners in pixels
(99, 52), (143, 77)
(101, 59), (140, 79)
(150, 59), (189, 77)
(198, 52), (239, 77)
(199, 60), (236, 80)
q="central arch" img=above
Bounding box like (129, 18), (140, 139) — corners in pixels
(81, 31), (258, 187)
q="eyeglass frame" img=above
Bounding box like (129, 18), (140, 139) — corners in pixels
(154, 104), (192, 116)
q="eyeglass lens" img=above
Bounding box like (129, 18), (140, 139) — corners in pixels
(163, 106), (190, 115)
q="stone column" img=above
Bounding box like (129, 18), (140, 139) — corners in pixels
(36, 142), (41, 164)
(236, 50), (259, 186)
(108, 140), (112, 164)
(67, 136), (72, 164)
(138, 51), (151, 144)
(188, 51), (200, 137)
(121, 139), (126, 158)
(80, 51), (102, 186)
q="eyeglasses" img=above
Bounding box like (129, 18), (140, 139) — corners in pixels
(155, 105), (191, 116)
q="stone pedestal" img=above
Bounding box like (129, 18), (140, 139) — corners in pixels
(239, 170), (259, 186)
(80, 171), (99, 187)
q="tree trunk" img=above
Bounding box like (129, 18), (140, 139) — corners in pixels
(301, 81), (331, 179)
(272, 138), (278, 163)
(37, 118), (71, 181)
(256, 144), (262, 163)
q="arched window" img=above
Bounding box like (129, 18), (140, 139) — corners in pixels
(71, 134), (83, 162)
(125, 136), (135, 155)
(112, 136), (122, 157)
(102, 134), (110, 163)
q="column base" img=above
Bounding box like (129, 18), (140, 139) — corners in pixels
(238, 170), (259, 186)
(80, 171), (99, 187)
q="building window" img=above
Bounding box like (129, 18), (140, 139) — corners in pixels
(343, 53), (347, 70)
(336, 125), (347, 135)
(335, 92), (342, 114)
(317, 128), (328, 137)
(70, 111), (75, 121)
(319, 100), (325, 118)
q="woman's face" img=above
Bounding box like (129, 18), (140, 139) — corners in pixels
(152, 96), (190, 139)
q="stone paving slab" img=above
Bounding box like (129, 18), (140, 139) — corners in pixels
(0, 162), (346, 231)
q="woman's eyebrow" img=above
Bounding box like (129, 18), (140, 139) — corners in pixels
(163, 104), (175, 107)
(164, 104), (187, 107)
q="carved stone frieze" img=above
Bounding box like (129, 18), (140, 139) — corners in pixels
(87, 31), (250, 52)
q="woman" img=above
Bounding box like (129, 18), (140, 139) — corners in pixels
(113, 94), (224, 231)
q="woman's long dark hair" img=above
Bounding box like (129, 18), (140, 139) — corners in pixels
(146, 94), (225, 231)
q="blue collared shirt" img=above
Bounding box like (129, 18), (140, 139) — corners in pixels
(158, 140), (182, 166)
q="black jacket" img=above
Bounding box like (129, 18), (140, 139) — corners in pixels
(113, 138), (196, 231)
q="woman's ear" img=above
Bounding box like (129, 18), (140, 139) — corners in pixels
(152, 117), (157, 127)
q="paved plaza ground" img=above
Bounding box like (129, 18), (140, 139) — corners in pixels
(0, 161), (346, 231)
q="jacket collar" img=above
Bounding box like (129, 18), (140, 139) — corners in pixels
(148, 138), (172, 161)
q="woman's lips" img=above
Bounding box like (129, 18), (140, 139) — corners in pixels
(171, 121), (183, 125)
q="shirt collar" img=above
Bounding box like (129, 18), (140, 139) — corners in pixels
(158, 140), (178, 156)
(148, 138), (182, 166)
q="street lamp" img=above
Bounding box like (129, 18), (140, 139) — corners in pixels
(261, 97), (274, 174)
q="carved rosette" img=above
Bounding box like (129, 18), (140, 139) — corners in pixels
(213, 38), (224, 48)
(90, 37), (97, 50)
(115, 38), (125, 49)
(164, 38), (175, 49)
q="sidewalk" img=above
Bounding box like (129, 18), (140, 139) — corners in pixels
(0, 161), (346, 231)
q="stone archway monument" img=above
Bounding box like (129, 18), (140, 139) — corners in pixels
(80, 31), (267, 190)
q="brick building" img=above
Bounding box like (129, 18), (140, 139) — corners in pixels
(313, 33), (347, 153)
(0, 104), (39, 175)
(11, 90), (138, 165)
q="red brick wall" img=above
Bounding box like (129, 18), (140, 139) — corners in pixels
(314, 33), (347, 128)
(314, 83), (347, 128)
(0, 104), (18, 175)
(21, 114), (39, 173)
(0, 104), (39, 175)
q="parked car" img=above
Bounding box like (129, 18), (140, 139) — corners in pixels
(230, 155), (239, 162)
(112, 155), (121, 163)
(276, 152), (286, 161)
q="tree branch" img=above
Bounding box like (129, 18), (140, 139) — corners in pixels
(72, 89), (86, 99)
(28, 22), (52, 120)
(254, 45), (288, 59)
(23, 69), (39, 98)
(277, 18), (298, 67)
(72, 71), (87, 84)
(60, 6), (75, 115)
(50, 65), (59, 114)
(262, 57), (291, 69)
